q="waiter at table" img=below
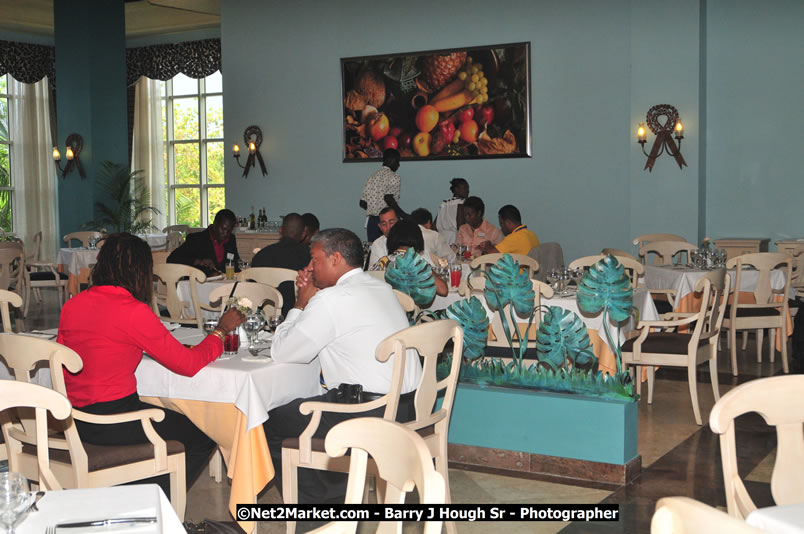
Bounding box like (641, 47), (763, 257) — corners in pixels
(167, 209), (241, 276)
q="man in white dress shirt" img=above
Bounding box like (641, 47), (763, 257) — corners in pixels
(265, 228), (422, 504)
(367, 206), (399, 267)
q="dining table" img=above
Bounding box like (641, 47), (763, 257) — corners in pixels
(746, 502), (804, 534)
(136, 326), (322, 533)
(16, 484), (185, 534)
(643, 264), (792, 350)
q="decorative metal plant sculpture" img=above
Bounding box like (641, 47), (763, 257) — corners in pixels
(576, 255), (634, 374)
(384, 248), (436, 307)
(536, 306), (596, 371)
(445, 296), (489, 361)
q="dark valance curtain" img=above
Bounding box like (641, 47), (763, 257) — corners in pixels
(126, 38), (221, 86)
(0, 40), (56, 85)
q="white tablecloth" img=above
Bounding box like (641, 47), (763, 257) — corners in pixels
(17, 484), (184, 534)
(57, 248), (99, 276)
(136, 232), (168, 248)
(747, 503), (804, 534)
(643, 265), (788, 301)
(135, 327), (322, 431)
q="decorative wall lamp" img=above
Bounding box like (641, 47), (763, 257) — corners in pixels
(232, 125), (267, 178)
(52, 133), (86, 179)
(636, 104), (687, 172)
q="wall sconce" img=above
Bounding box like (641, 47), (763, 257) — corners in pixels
(52, 133), (86, 179)
(232, 125), (267, 178)
(636, 104), (687, 172)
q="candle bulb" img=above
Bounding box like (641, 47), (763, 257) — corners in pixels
(637, 123), (647, 143)
(248, 141), (256, 154)
(52, 147), (61, 161)
(233, 143), (240, 156)
(66, 147), (74, 161)
(674, 121), (684, 138)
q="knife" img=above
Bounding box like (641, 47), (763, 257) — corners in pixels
(55, 516), (157, 529)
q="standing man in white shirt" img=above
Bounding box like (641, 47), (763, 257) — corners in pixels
(359, 148), (402, 242)
(265, 228), (422, 504)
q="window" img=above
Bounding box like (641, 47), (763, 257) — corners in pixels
(161, 71), (224, 228)
(0, 74), (13, 233)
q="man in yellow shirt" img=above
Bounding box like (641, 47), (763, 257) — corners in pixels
(479, 204), (539, 256)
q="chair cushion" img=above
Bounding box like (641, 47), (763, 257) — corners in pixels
(22, 440), (185, 471)
(28, 271), (69, 281)
(724, 305), (781, 318)
(621, 332), (693, 355)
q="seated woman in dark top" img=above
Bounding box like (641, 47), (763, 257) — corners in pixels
(58, 233), (246, 490)
(167, 209), (241, 276)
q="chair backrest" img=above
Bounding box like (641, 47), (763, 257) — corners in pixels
(651, 497), (765, 534)
(393, 289), (416, 314)
(162, 224), (190, 234)
(63, 231), (103, 248)
(375, 320), (463, 436)
(318, 418), (446, 534)
(0, 289), (22, 333)
(0, 333), (86, 488)
(709, 375), (804, 519)
(165, 231), (184, 252)
(695, 269), (731, 346)
(726, 252), (792, 307)
(0, 246), (25, 295)
(528, 242), (564, 283)
(186, 227), (206, 234)
(0, 380), (72, 491)
(152, 263), (207, 328)
(601, 248), (638, 261)
(26, 231), (42, 262)
(208, 281), (283, 319)
(471, 253), (539, 278)
(639, 240), (697, 266)
(488, 279), (554, 348)
(236, 267), (297, 290)
(569, 254), (644, 288)
(632, 233), (686, 248)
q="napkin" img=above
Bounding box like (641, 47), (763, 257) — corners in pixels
(161, 322), (181, 331)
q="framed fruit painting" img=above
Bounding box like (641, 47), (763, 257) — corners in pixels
(341, 42), (531, 162)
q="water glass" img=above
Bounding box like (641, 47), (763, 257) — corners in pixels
(203, 320), (218, 336)
(0, 472), (34, 534)
(243, 313), (265, 351)
(267, 315), (284, 333)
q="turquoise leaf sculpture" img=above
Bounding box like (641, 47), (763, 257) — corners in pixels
(536, 306), (596, 369)
(576, 255), (633, 322)
(445, 296), (489, 361)
(483, 254), (535, 316)
(384, 248), (436, 307)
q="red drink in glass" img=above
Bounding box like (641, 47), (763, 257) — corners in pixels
(224, 332), (240, 353)
(450, 268), (461, 288)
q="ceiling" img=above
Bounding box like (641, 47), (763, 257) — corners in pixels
(0, 0), (219, 38)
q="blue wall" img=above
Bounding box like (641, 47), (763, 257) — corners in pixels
(705, 0), (804, 244)
(219, 0), (803, 258)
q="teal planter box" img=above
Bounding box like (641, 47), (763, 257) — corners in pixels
(448, 383), (638, 465)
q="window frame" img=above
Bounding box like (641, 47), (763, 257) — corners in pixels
(163, 73), (224, 228)
(0, 74), (15, 234)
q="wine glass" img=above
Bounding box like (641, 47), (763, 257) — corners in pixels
(0, 472), (35, 534)
(267, 314), (284, 334)
(243, 313), (265, 354)
(203, 320), (218, 336)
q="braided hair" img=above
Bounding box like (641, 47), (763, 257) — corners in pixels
(90, 233), (153, 304)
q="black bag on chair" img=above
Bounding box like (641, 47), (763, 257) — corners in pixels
(792, 302), (804, 373)
(183, 520), (246, 534)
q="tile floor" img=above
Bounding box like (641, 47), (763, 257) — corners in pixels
(23, 291), (792, 533)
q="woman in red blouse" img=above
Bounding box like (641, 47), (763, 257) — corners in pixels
(58, 233), (245, 490)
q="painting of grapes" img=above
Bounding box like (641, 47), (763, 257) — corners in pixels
(341, 42), (531, 162)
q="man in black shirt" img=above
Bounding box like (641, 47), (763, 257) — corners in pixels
(251, 213), (311, 315)
(167, 209), (240, 276)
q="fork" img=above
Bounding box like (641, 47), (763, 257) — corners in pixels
(45, 527), (55, 534)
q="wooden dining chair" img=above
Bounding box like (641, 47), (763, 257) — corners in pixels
(208, 281), (283, 319)
(632, 233), (687, 263)
(487, 279), (554, 351)
(305, 418), (446, 534)
(63, 231), (103, 248)
(24, 231), (68, 317)
(569, 254), (644, 288)
(0, 334), (187, 518)
(471, 253), (539, 278)
(152, 263), (207, 329)
(282, 320), (463, 534)
(621, 270), (730, 425)
(601, 248), (638, 262)
(0, 381), (72, 491)
(527, 242), (564, 283)
(0, 289), (22, 333)
(651, 497), (765, 534)
(639, 240), (697, 266)
(162, 224), (190, 234)
(0, 246), (26, 331)
(709, 375), (804, 520)
(722, 252), (792, 376)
